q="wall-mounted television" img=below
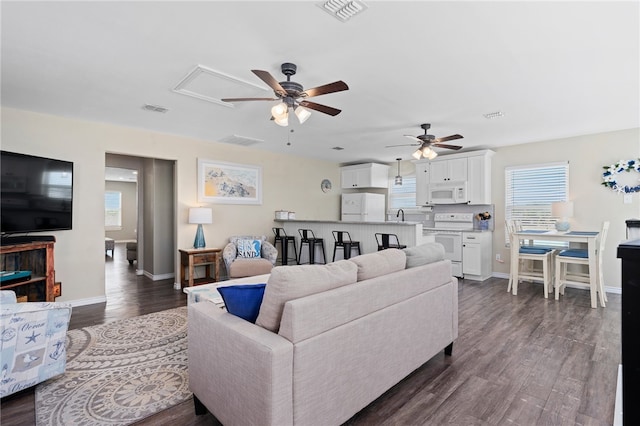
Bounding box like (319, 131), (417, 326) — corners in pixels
(1, 150), (74, 235)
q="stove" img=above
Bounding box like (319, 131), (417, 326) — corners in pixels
(433, 213), (475, 231)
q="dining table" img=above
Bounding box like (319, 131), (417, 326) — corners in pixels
(510, 229), (602, 308)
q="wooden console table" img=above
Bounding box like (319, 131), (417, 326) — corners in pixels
(0, 240), (60, 302)
(179, 248), (221, 288)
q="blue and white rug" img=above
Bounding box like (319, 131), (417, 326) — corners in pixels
(35, 307), (190, 426)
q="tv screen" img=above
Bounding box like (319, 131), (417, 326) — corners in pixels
(1, 151), (74, 234)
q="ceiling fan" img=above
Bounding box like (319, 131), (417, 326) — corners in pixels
(221, 62), (349, 126)
(386, 123), (463, 160)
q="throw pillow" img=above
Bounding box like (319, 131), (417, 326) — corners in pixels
(348, 249), (406, 281)
(403, 242), (445, 268)
(255, 260), (358, 332)
(237, 239), (262, 258)
(217, 284), (266, 323)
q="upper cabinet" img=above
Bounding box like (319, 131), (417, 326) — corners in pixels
(415, 161), (430, 206)
(429, 157), (468, 183)
(414, 150), (494, 205)
(341, 163), (390, 189)
(466, 151), (493, 205)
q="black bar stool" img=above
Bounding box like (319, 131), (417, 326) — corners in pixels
(298, 229), (326, 264)
(375, 233), (407, 251)
(272, 227), (298, 265)
(332, 231), (361, 261)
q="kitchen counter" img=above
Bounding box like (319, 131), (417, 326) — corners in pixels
(274, 219), (429, 260)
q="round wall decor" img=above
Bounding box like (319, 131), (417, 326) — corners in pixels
(602, 159), (640, 193)
(321, 179), (332, 193)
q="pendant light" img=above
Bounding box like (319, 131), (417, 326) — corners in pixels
(394, 158), (403, 186)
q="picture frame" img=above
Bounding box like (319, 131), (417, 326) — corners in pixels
(197, 159), (262, 205)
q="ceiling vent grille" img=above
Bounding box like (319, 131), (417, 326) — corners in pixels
(142, 104), (169, 113)
(317, 0), (368, 22)
(219, 135), (264, 147)
(332, 146), (345, 150)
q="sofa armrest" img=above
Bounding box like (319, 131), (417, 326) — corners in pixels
(188, 302), (294, 426)
(1, 290), (17, 304)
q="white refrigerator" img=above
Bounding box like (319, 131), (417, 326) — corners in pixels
(341, 193), (386, 222)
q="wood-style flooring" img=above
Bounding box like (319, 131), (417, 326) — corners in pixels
(1, 242), (621, 425)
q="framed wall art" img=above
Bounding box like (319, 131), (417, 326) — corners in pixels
(197, 159), (262, 204)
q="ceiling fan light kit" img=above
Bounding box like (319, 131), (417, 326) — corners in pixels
(221, 62), (349, 127)
(389, 123), (463, 159)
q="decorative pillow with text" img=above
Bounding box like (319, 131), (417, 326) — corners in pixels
(237, 239), (262, 258)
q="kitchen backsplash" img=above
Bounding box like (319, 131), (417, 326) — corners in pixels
(389, 204), (495, 231)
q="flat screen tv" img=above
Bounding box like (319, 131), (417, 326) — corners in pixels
(1, 150), (74, 235)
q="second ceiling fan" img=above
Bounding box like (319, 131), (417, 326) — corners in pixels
(221, 62), (349, 126)
(386, 123), (464, 160)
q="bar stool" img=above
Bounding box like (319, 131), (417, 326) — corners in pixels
(332, 231), (361, 261)
(272, 227), (298, 265)
(298, 229), (326, 264)
(375, 233), (407, 251)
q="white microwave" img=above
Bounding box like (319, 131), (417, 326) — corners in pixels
(429, 182), (468, 204)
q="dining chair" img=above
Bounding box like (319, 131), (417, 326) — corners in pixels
(554, 221), (609, 307)
(507, 221), (556, 297)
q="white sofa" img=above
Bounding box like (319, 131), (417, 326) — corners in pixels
(188, 244), (457, 426)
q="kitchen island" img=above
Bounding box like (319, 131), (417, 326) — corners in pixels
(274, 219), (430, 262)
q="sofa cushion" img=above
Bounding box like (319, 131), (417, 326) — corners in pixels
(237, 239), (262, 258)
(228, 258), (274, 279)
(217, 283), (266, 323)
(403, 242), (445, 268)
(349, 249), (406, 281)
(255, 260), (357, 332)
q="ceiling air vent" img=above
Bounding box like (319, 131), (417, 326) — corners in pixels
(142, 104), (169, 113)
(219, 135), (264, 147)
(332, 146), (345, 150)
(317, 0), (368, 22)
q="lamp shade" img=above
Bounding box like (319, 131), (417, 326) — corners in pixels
(551, 201), (574, 218)
(188, 207), (212, 224)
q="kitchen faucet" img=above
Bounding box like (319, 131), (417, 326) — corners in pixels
(396, 209), (405, 222)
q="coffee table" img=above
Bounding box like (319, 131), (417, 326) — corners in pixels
(183, 273), (271, 307)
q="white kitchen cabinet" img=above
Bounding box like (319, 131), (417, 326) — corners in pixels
(415, 161), (430, 206)
(430, 157), (467, 183)
(462, 231), (492, 281)
(341, 163), (390, 189)
(467, 151), (493, 205)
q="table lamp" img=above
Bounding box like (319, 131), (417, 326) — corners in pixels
(189, 207), (212, 248)
(551, 201), (574, 232)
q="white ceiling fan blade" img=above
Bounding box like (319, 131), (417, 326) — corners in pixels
(403, 135), (421, 142)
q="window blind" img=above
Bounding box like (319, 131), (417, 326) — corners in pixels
(505, 162), (569, 245)
(389, 176), (417, 209)
(105, 191), (122, 227)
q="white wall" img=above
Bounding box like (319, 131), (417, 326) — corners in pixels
(1, 107), (342, 304)
(491, 128), (640, 290)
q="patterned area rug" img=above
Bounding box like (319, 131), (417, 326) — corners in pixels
(35, 307), (190, 426)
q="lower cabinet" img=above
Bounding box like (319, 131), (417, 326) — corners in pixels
(462, 232), (492, 281)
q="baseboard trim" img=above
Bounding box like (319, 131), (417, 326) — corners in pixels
(142, 271), (175, 281)
(66, 295), (107, 307)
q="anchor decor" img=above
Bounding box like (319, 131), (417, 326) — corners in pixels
(601, 159), (640, 193)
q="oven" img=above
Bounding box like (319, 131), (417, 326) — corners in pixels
(423, 212), (474, 278)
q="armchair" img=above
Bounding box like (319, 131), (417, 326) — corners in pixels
(0, 290), (72, 397)
(223, 235), (278, 279)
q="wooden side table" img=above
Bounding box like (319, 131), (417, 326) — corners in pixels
(179, 248), (221, 288)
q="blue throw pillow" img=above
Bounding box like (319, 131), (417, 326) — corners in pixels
(237, 239), (262, 258)
(217, 284), (266, 323)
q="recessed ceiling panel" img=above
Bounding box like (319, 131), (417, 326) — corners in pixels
(173, 65), (269, 108)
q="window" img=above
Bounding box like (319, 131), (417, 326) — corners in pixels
(505, 162), (569, 245)
(105, 191), (122, 229)
(388, 175), (417, 209)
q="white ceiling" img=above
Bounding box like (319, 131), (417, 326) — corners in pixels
(2, 1), (638, 165)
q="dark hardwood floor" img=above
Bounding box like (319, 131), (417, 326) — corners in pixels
(1, 243), (621, 425)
